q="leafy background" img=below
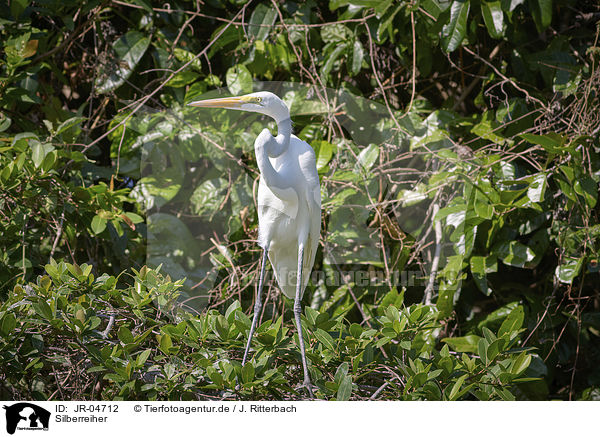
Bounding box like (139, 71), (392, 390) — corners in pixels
(0, 0), (599, 400)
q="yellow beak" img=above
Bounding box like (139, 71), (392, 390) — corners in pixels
(188, 96), (245, 108)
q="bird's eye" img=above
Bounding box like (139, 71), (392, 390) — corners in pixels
(256, 97), (262, 103)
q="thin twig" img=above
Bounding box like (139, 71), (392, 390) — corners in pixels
(463, 46), (547, 109)
(400, 11), (417, 117)
(49, 210), (65, 260)
(102, 315), (116, 339)
(370, 381), (389, 400)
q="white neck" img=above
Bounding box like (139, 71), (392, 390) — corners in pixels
(268, 118), (291, 157)
(254, 117), (293, 191)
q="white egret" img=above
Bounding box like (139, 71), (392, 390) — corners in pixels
(189, 91), (321, 397)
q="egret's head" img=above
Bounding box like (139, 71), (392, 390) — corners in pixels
(188, 91), (290, 123)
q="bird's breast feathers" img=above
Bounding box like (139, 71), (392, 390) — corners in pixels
(257, 137), (320, 219)
(257, 181), (299, 219)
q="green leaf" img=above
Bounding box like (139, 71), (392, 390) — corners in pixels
(441, 0), (470, 53)
(131, 0), (153, 13)
(321, 43), (347, 79)
(512, 351), (532, 375)
(486, 338), (505, 362)
(334, 362), (349, 386)
(166, 71), (200, 88)
(158, 334), (173, 354)
(481, 1), (504, 38)
(248, 4), (277, 41)
(241, 362), (255, 384)
(0, 114), (11, 132)
(213, 315), (230, 340)
(498, 305), (524, 337)
(351, 41), (364, 75)
(314, 328), (335, 350)
(41, 150), (57, 172)
(190, 178), (228, 218)
(33, 300), (53, 320)
(118, 326), (135, 344)
(470, 256), (494, 296)
(376, 4), (402, 42)
(313, 140), (335, 172)
(133, 170), (183, 210)
(474, 190), (493, 219)
(96, 31), (150, 94)
(321, 23), (353, 44)
(478, 338), (489, 366)
(437, 282), (457, 319)
(337, 375), (352, 401)
(173, 48), (203, 72)
(206, 366), (224, 387)
(520, 133), (567, 153)
(494, 240), (536, 268)
(0, 313), (16, 337)
(442, 335), (481, 353)
(124, 212), (144, 224)
(226, 64), (253, 95)
(67, 263), (83, 278)
(136, 349), (151, 366)
(500, 0), (525, 12)
(482, 326), (496, 344)
(10, 0), (30, 19)
(449, 374), (468, 400)
(91, 215), (107, 235)
(530, 0), (552, 33)
(398, 183), (427, 207)
(355, 144), (379, 173)
(31, 142), (55, 168)
(31, 141), (44, 168)
(553, 66), (581, 96)
(574, 175), (598, 208)
(55, 116), (86, 136)
(555, 257), (583, 284)
(527, 173), (547, 203)
(349, 323), (362, 338)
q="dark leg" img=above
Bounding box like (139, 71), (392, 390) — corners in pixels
(294, 243), (314, 398)
(242, 246), (269, 365)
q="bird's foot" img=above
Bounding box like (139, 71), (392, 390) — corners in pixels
(296, 379), (315, 399)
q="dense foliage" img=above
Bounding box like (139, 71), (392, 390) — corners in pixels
(0, 0), (599, 400)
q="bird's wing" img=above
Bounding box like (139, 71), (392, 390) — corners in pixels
(294, 136), (321, 297)
(257, 178), (299, 219)
(293, 135), (321, 215)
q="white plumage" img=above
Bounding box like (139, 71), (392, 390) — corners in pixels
(257, 134), (321, 299)
(189, 91), (321, 397)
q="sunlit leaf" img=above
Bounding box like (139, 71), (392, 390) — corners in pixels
(355, 144), (379, 173)
(441, 0), (470, 52)
(442, 335), (481, 353)
(226, 64), (253, 95)
(91, 215), (107, 235)
(494, 240), (536, 268)
(481, 1), (504, 39)
(498, 306), (524, 337)
(527, 173), (547, 203)
(96, 31), (150, 94)
(351, 40), (364, 76)
(555, 257), (583, 284)
(337, 375), (353, 400)
(520, 133), (567, 153)
(248, 4), (276, 41)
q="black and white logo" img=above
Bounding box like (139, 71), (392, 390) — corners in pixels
(3, 403), (50, 435)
